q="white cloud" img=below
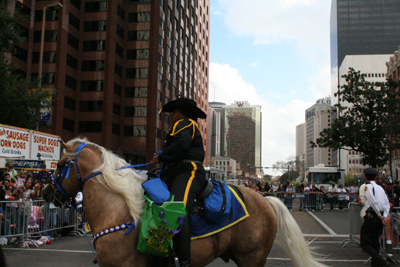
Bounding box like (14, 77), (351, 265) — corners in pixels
(248, 62), (259, 68)
(215, 0), (331, 55)
(210, 63), (312, 175)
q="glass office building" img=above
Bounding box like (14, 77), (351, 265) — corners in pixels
(330, 0), (400, 96)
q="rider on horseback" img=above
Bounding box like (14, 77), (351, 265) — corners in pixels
(149, 97), (207, 267)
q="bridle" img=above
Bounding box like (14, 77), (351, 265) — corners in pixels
(50, 143), (99, 207)
(50, 142), (149, 208)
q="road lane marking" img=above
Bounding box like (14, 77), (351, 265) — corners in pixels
(267, 258), (368, 262)
(306, 210), (338, 236)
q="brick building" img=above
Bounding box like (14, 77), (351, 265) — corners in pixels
(12, 0), (210, 163)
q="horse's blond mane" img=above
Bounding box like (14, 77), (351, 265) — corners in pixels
(65, 138), (147, 224)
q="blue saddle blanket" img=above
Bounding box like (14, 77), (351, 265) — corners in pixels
(190, 184), (249, 240)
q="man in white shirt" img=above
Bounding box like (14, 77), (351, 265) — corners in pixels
(328, 184), (338, 211)
(360, 168), (391, 267)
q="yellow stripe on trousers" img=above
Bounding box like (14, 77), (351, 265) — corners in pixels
(183, 162), (197, 208)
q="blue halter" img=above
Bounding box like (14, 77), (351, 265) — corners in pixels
(50, 142), (149, 207)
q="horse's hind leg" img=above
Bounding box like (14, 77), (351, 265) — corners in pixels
(232, 251), (268, 267)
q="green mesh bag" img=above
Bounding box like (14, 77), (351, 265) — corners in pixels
(137, 195), (186, 257)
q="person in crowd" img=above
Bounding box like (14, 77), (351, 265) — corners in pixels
(329, 183), (338, 211)
(298, 184), (305, 211)
(319, 186), (327, 211)
(12, 178), (36, 200)
(337, 184), (347, 211)
(276, 184), (286, 203)
(259, 185), (268, 197)
(34, 180), (44, 200)
(348, 183), (359, 203)
(0, 174), (15, 189)
(35, 164), (50, 185)
(309, 184), (319, 211)
(5, 162), (17, 183)
(382, 176), (400, 256)
(264, 182), (271, 193)
(148, 97), (207, 267)
(15, 171), (27, 187)
(286, 184), (295, 211)
(304, 183), (310, 211)
(360, 168), (391, 267)
(2, 180), (14, 200)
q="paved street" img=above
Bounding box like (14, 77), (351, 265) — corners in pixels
(3, 199), (398, 267)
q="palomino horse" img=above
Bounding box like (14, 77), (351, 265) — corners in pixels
(42, 138), (327, 267)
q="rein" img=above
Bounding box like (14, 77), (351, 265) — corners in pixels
(50, 142), (149, 264)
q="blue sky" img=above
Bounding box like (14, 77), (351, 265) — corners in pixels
(208, 0), (332, 175)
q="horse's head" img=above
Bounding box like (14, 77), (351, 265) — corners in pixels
(43, 139), (102, 206)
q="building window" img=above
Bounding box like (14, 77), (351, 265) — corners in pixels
(127, 30), (150, 41)
(127, 49), (149, 60)
(129, 0), (151, 4)
(63, 96), (75, 111)
(112, 123), (120, 135)
(15, 46), (28, 62)
(34, 30), (58, 42)
(124, 125), (146, 136)
(114, 83), (122, 96)
(156, 128), (161, 139)
(70, 0), (81, 10)
(115, 63), (122, 77)
(79, 101), (103, 112)
(85, 1), (108, 12)
(68, 13), (80, 30)
(128, 12), (151, 23)
(117, 24), (124, 39)
(79, 121), (102, 132)
(31, 73), (55, 84)
(117, 5), (125, 20)
(124, 106), (147, 117)
(32, 51), (56, 64)
(126, 68), (149, 79)
(125, 87), (148, 97)
(116, 43), (123, 58)
(113, 103), (121, 115)
(35, 9), (59, 22)
(65, 75), (77, 90)
(83, 40), (106, 51)
(68, 33), (79, 50)
(80, 80), (104, 91)
(66, 54), (78, 69)
(82, 60), (105, 71)
(84, 21), (107, 32)
(63, 118), (75, 132)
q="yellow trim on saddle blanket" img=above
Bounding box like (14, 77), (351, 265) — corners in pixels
(191, 185), (249, 240)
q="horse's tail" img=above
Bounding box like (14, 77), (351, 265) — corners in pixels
(266, 196), (328, 267)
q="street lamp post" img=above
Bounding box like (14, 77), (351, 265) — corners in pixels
(38, 2), (63, 89)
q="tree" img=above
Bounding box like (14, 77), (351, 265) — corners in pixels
(345, 173), (355, 187)
(272, 155), (300, 181)
(0, 0), (52, 130)
(263, 174), (272, 183)
(312, 68), (400, 174)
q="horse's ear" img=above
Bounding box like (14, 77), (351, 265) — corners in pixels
(60, 140), (69, 151)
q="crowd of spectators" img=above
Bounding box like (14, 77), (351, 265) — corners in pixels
(0, 163), (59, 241)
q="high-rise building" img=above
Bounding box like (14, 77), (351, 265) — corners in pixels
(221, 101), (261, 175)
(295, 123), (306, 175)
(386, 46), (400, 179)
(208, 101), (225, 157)
(12, 0), (210, 163)
(306, 98), (335, 168)
(330, 0), (400, 97)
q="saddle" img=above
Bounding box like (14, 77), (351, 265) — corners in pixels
(191, 180), (245, 217)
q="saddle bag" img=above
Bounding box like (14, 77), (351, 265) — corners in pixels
(203, 180), (232, 224)
(141, 176), (171, 205)
(137, 195), (186, 257)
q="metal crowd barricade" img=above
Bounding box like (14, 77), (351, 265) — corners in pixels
(340, 202), (362, 247)
(0, 199), (87, 248)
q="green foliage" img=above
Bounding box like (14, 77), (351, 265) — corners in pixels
(312, 68), (400, 168)
(263, 174), (272, 183)
(0, 0), (52, 130)
(345, 173), (355, 187)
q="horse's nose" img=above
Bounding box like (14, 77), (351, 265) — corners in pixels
(42, 184), (54, 203)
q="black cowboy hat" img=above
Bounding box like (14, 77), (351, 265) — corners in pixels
(161, 98), (206, 119)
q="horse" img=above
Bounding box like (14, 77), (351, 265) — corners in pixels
(42, 138), (327, 267)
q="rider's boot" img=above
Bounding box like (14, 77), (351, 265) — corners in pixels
(173, 215), (191, 267)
